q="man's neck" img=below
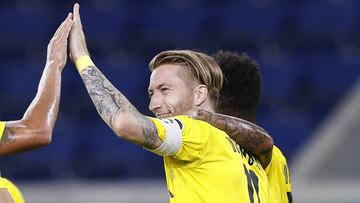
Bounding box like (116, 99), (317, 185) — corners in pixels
(199, 98), (216, 113)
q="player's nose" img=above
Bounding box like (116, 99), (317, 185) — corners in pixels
(149, 93), (162, 112)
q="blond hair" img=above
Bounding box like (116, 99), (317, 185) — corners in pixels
(149, 50), (223, 107)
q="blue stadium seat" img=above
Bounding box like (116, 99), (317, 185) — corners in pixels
(218, 1), (283, 40)
(73, 118), (163, 179)
(0, 8), (52, 42)
(258, 52), (298, 97)
(80, 6), (129, 42)
(258, 109), (313, 161)
(297, 49), (360, 94)
(0, 59), (44, 91)
(141, 4), (205, 43)
(294, 0), (358, 37)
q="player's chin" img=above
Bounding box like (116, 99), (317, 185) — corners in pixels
(157, 113), (173, 119)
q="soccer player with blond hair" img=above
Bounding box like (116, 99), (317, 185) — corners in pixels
(68, 3), (273, 202)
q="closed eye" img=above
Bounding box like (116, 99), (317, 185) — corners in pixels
(160, 87), (170, 93)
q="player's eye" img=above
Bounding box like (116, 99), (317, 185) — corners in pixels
(160, 87), (169, 93)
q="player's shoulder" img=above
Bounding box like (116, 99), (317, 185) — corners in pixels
(271, 145), (288, 164)
(172, 115), (226, 136)
(149, 115), (214, 132)
(172, 115), (212, 128)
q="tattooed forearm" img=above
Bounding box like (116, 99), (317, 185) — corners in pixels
(80, 65), (159, 148)
(196, 109), (273, 164)
(1, 127), (15, 144)
(81, 65), (131, 128)
(133, 112), (159, 149)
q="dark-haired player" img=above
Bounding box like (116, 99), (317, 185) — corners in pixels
(196, 51), (292, 202)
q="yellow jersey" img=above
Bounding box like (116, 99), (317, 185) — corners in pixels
(0, 121), (5, 141)
(149, 115), (265, 203)
(0, 122), (25, 203)
(0, 178), (25, 203)
(265, 146), (292, 203)
(236, 143), (275, 203)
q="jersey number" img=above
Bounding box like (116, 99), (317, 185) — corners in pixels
(226, 137), (261, 202)
(243, 164), (260, 203)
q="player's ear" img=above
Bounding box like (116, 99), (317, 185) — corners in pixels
(194, 85), (208, 106)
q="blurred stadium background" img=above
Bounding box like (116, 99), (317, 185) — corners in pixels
(0, 0), (359, 202)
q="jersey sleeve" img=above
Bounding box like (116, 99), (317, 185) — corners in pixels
(284, 162), (292, 193)
(265, 146), (292, 201)
(0, 178), (25, 203)
(272, 146), (292, 193)
(0, 121), (6, 141)
(147, 117), (182, 156)
(148, 115), (210, 162)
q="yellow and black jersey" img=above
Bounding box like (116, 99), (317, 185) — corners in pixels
(234, 142), (276, 202)
(0, 121), (5, 141)
(0, 122), (25, 203)
(265, 145), (292, 203)
(149, 115), (266, 203)
(0, 177), (24, 203)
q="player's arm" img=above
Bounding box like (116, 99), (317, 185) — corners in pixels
(0, 14), (73, 155)
(74, 58), (162, 149)
(69, 3), (162, 149)
(194, 109), (273, 168)
(0, 189), (13, 203)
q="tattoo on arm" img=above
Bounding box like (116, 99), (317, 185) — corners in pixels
(133, 112), (159, 149)
(80, 65), (159, 148)
(1, 127), (15, 144)
(81, 66), (130, 127)
(196, 110), (272, 164)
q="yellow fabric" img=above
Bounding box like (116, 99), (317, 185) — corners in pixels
(148, 117), (166, 142)
(150, 115), (264, 203)
(240, 146), (273, 203)
(265, 146), (292, 203)
(0, 178), (25, 203)
(0, 121), (6, 141)
(0, 123), (24, 202)
(75, 55), (94, 73)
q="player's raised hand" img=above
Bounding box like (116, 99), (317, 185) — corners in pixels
(69, 3), (90, 63)
(46, 13), (73, 71)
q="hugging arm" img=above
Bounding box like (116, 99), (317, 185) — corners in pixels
(195, 109), (273, 168)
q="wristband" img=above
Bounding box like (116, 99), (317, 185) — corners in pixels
(76, 55), (94, 73)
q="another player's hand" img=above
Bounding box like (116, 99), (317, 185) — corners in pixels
(188, 109), (199, 119)
(69, 3), (90, 63)
(46, 13), (73, 71)
(189, 108), (212, 122)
